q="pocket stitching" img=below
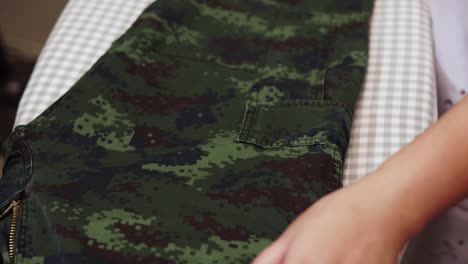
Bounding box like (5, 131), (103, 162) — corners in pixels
(237, 99), (351, 149)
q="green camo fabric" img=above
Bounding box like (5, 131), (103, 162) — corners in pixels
(0, 0), (373, 263)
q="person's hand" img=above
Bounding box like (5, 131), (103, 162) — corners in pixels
(252, 177), (414, 264)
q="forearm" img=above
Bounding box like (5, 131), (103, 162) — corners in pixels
(356, 95), (468, 242)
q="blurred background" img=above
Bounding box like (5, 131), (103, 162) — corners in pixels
(0, 0), (67, 172)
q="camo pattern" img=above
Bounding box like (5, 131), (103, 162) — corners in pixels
(0, 0), (373, 263)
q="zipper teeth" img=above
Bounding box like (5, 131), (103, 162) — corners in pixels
(8, 202), (20, 263)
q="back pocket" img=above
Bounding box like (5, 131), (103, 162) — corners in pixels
(235, 99), (350, 214)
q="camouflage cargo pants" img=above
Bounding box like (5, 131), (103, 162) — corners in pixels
(0, 0), (373, 263)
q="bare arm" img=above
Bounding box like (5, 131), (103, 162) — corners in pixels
(253, 95), (468, 264)
(366, 94), (468, 239)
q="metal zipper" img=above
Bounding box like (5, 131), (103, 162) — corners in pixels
(0, 200), (20, 263)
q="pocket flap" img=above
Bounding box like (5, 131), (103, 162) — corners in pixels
(237, 100), (352, 149)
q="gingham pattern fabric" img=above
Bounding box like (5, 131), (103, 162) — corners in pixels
(343, 0), (437, 184)
(14, 0), (153, 124)
(14, 0), (437, 185)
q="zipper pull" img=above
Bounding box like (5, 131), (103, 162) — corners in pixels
(0, 200), (20, 220)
